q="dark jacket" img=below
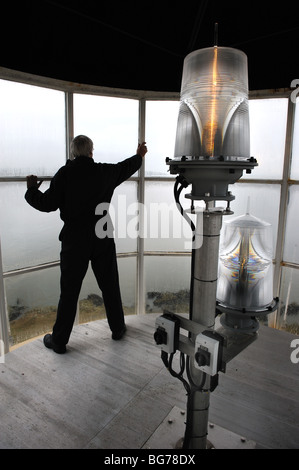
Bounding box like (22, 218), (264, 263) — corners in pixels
(25, 154), (142, 240)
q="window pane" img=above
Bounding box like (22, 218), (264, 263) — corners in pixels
(0, 79), (66, 177)
(284, 185), (299, 264)
(79, 256), (137, 322)
(0, 181), (137, 272)
(145, 101), (180, 176)
(111, 182), (138, 253)
(248, 98), (288, 179)
(291, 97), (299, 179)
(5, 266), (60, 346)
(74, 94), (139, 167)
(226, 183), (281, 255)
(6, 255), (137, 346)
(276, 266), (299, 334)
(0, 183), (62, 271)
(117, 256), (137, 313)
(145, 255), (191, 313)
(144, 180), (195, 252)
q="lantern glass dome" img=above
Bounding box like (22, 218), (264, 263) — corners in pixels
(174, 47), (250, 159)
(217, 212), (274, 311)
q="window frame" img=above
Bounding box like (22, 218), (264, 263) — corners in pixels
(0, 67), (297, 349)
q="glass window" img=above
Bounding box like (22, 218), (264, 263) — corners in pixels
(6, 255), (137, 346)
(145, 100), (180, 176)
(291, 97), (299, 180)
(5, 266), (60, 346)
(73, 94), (139, 168)
(0, 182), (62, 272)
(79, 256), (137, 323)
(144, 180), (196, 252)
(117, 256), (137, 314)
(111, 182), (138, 254)
(0, 180), (137, 273)
(224, 183), (281, 257)
(145, 255), (191, 314)
(276, 266), (299, 333)
(248, 98), (288, 180)
(283, 185), (299, 264)
(0, 79), (66, 177)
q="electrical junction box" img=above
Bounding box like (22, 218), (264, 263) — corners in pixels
(194, 330), (224, 376)
(154, 313), (180, 354)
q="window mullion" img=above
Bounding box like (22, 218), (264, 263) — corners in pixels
(0, 238), (9, 354)
(65, 91), (74, 161)
(137, 99), (146, 314)
(273, 98), (296, 321)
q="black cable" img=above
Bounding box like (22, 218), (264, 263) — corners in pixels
(189, 248), (195, 322)
(161, 350), (169, 368)
(169, 352), (191, 395)
(173, 177), (196, 237)
(173, 176), (196, 321)
(161, 351), (191, 395)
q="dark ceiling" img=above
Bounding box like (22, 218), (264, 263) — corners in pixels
(1, 0), (297, 92)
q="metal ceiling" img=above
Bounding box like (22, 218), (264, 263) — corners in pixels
(1, 0), (297, 92)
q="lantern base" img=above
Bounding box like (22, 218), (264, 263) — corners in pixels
(217, 298), (279, 333)
(167, 156), (257, 202)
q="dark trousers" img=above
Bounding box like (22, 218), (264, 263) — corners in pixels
(52, 233), (125, 345)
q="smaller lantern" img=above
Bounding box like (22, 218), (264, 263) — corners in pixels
(217, 210), (278, 331)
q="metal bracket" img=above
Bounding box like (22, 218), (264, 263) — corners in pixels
(155, 312), (258, 373)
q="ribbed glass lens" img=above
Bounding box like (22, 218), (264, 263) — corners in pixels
(175, 47), (250, 159)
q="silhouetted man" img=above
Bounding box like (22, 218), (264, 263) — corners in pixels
(25, 135), (147, 353)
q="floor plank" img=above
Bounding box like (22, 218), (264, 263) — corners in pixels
(0, 314), (298, 449)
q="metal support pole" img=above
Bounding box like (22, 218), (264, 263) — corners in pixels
(192, 209), (222, 327)
(185, 209), (223, 449)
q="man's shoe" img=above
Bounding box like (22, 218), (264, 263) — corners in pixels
(43, 334), (66, 354)
(112, 326), (127, 340)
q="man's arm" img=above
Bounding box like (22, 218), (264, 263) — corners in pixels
(25, 167), (65, 212)
(136, 142), (147, 158)
(113, 142), (148, 187)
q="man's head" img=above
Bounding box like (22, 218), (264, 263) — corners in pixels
(70, 135), (94, 159)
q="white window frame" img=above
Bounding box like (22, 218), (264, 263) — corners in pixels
(0, 67), (297, 350)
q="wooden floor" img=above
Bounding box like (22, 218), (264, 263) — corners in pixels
(1, 313), (299, 449)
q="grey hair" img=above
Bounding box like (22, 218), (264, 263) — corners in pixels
(70, 135), (94, 158)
